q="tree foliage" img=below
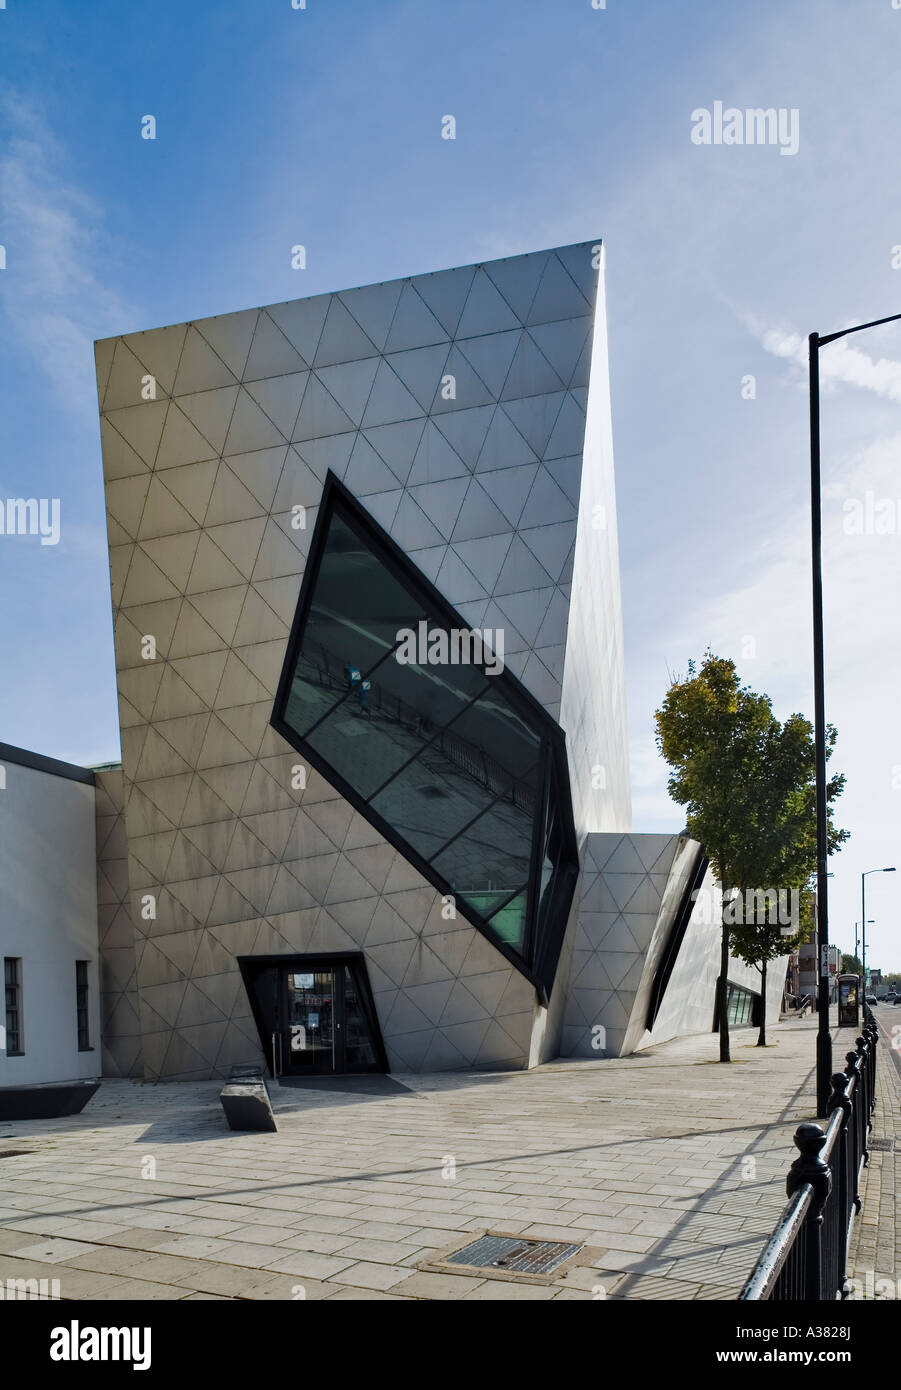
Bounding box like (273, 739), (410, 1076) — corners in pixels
(656, 652), (849, 1054)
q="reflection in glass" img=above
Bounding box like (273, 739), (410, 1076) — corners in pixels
(343, 967), (377, 1068)
(273, 479), (579, 991)
(285, 969), (335, 1070)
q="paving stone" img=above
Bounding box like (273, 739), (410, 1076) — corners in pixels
(89, 1277), (193, 1300)
(462, 1279), (560, 1299)
(323, 1238), (424, 1265)
(10, 1238), (99, 1264)
(387, 1270), (484, 1299)
(326, 1261), (411, 1290)
(325, 1287), (408, 1300)
(208, 1242), (296, 1269)
(263, 1250), (355, 1279)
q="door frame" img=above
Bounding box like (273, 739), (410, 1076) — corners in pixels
(237, 952), (389, 1078)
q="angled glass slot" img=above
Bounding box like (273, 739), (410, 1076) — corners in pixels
(271, 472), (579, 996)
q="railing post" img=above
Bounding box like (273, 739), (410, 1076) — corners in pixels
(828, 1072), (854, 1298)
(845, 1049), (869, 1175)
(856, 1033), (874, 1136)
(865, 1023), (878, 1113)
(787, 1122), (832, 1301)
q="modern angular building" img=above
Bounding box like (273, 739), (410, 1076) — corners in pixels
(25, 237), (782, 1088)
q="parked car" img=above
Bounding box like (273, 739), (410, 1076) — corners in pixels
(885, 992), (898, 1004)
(865, 995), (878, 1006)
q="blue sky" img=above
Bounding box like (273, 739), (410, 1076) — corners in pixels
(2, 0), (901, 968)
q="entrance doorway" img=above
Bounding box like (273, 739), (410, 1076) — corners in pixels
(237, 953), (387, 1078)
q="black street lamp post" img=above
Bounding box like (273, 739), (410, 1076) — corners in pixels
(861, 867), (896, 988)
(809, 312), (901, 1117)
(854, 920), (873, 964)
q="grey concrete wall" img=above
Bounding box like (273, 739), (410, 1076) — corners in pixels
(95, 767), (143, 1078)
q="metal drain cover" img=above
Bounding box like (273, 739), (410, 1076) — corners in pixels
(870, 1138), (895, 1151)
(425, 1234), (586, 1284)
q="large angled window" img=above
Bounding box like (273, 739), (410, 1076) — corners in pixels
(271, 472), (579, 998)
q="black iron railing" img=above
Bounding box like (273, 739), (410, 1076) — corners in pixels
(739, 1012), (878, 1301)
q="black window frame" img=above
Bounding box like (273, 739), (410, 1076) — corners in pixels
(645, 847), (709, 1031)
(75, 960), (92, 1051)
(270, 471), (579, 1001)
(4, 956), (24, 1057)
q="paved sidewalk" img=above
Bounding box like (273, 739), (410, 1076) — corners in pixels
(0, 1014), (865, 1301)
(846, 1008), (901, 1297)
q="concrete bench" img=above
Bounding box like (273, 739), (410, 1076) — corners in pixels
(219, 1066), (277, 1132)
(0, 1080), (99, 1121)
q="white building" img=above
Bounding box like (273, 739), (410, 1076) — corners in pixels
(0, 744), (101, 1103)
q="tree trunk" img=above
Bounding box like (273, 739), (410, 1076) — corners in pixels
(718, 892), (731, 1063)
(757, 958), (767, 1046)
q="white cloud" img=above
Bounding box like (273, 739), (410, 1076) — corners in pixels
(745, 312), (901, 404)
(0, 86), (130, 421)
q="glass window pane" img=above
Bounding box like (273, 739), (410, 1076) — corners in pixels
(369, 725), (513, 861)
(284, 514), (429, 737)
(431, 797), (534, 947)
(305, 627), (498, 803)
(485, 890), (529, 947)
(343, 967), (377, 1068)
(446, 687), (542, 786)
(285, 969), (336, 1070)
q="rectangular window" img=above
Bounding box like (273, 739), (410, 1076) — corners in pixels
(76, 960), (91, 1050)
(725, 982), (758, 1028)
(4, 957), (23, 1055)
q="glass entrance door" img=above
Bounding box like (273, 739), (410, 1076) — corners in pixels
(239, 954), (386, 1078)
(282, 969), (338, 1073)
(277, 964), (381, 1075)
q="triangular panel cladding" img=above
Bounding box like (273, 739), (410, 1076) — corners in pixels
(561, 833), (702, 1061)
(95, 240), (603, 1080)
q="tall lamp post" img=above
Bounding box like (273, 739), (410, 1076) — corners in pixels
(861, 867), (896, 986)
(854, 919), (873, 963)
(810, 311), (901, 1116)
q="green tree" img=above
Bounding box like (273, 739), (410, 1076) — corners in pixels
(841, 953), (863, 976)
(655, 653), (848, 1062)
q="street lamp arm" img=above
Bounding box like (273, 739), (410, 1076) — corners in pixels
(818, 310), (901, 347)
